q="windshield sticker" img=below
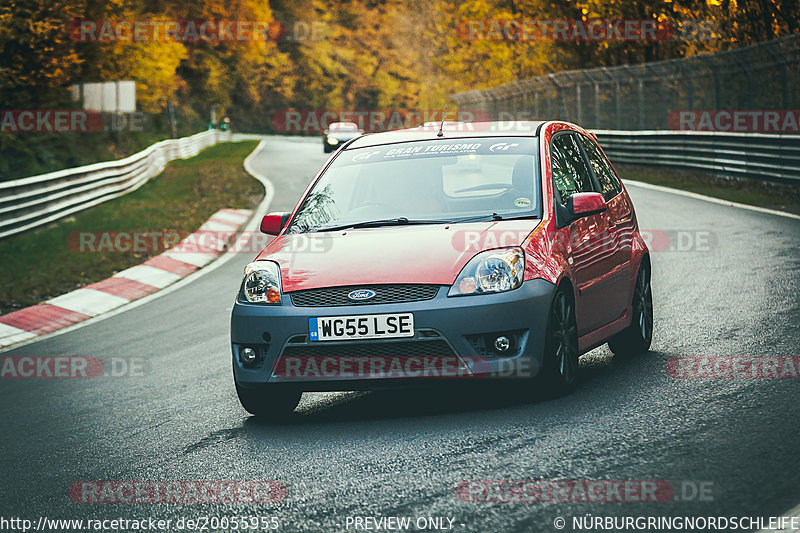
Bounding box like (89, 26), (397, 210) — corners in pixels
(339, 137), (536, 165)
(514, 197), (532, 208)
(489, 142), (521, 152)
(384, 143), (482, 158)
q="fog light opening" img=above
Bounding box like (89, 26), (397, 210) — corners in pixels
(494, 336), (511, 353)
(240, 346), (258, 367)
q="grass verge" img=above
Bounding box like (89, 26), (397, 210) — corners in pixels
(0, 141), (262, 314)
(616, 164), (800, 215)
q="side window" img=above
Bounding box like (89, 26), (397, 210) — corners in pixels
(550, 133), (594, 206)
(578, 135), (622, 201)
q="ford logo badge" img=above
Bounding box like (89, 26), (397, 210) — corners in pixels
(348, 289), (376, 301)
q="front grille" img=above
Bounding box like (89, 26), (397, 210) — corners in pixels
(281, 339), (455, 358)
(289, 284), (440, 307)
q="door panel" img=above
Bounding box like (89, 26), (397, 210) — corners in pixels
(577, 134), (633, 321)
(550, 133), (617, 334)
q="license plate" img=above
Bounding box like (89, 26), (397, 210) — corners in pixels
(309, 313), (414, 342)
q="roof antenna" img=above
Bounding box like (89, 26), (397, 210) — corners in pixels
(437, 104), (447, 137)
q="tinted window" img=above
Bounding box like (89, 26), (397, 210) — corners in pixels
(578, 135), (622, 201)
(551, 133), (594, 206)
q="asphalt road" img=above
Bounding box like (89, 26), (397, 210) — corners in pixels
(2, 136), (799, 532)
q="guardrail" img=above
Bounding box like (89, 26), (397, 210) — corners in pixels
(593, 130), (800, 184)
(2, 128), (797, 241)
(0, 130), (228, 240)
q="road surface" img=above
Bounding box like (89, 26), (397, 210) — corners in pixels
(1, 136), (799, 532)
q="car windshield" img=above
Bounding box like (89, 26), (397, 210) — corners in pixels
(288, 137), (540, 233)
(330, 123), (358, 132)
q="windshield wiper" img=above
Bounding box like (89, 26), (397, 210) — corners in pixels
(452, 213), (539, 224)
(315, 217), (450, 232)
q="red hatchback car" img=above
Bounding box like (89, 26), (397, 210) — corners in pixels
(231, 121), (653, 417)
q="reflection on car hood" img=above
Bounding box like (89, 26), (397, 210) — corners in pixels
(256, 220), (540, 292)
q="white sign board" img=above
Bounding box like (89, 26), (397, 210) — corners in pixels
(71, 81), (136, 113)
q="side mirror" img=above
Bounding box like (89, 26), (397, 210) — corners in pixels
(260, 212), (291, 235)
(568, 192), (607, 217)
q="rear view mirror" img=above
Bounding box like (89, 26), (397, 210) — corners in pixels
(568, 192), (607, 217)
(260, 212), (291, 235)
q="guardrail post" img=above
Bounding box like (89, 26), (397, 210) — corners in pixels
(601, 67), (622, 130)
(532, 79), (541, 119)
(732, 54), (754, 110)
(623, 66), (646, 131)
(581, 70), (602, 129)
(697, 55), (721, 112)
(647, 63), (670, 129)
(679, 62), (695, 111)
(764, 42), (789, 109)
(548, 74), (566, 121)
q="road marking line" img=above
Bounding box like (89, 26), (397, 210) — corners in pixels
(626, 180), (800, 221)
(114, 265), (182, 288)
(47, 289), (130, 317)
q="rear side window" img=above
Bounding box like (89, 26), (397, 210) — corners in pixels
(551, 133), (594, 206)
(578, 135), (622, 201)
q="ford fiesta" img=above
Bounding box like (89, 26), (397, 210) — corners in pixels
(231, 121), (653, 417)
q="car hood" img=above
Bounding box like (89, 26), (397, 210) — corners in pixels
(256, 220), (540, 292)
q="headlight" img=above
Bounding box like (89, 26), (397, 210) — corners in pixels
(449, 248), (525, 296)
(241, 261), (282, 303)
(327, 136), (339, 145)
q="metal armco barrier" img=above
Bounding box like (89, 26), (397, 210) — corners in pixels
(2, 126), (797, 242)
(593, 130), (800, 184)
(0, 130), (225, 240)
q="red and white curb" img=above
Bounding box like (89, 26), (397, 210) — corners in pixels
(0, 208), (252, 348)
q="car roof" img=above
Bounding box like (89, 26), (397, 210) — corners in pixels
(345, 121), (546, 149)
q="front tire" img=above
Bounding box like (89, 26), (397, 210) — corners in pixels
(538, 286), (579, 396)
(608, 259), (653, 357)
(235, 382), (301, 419)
